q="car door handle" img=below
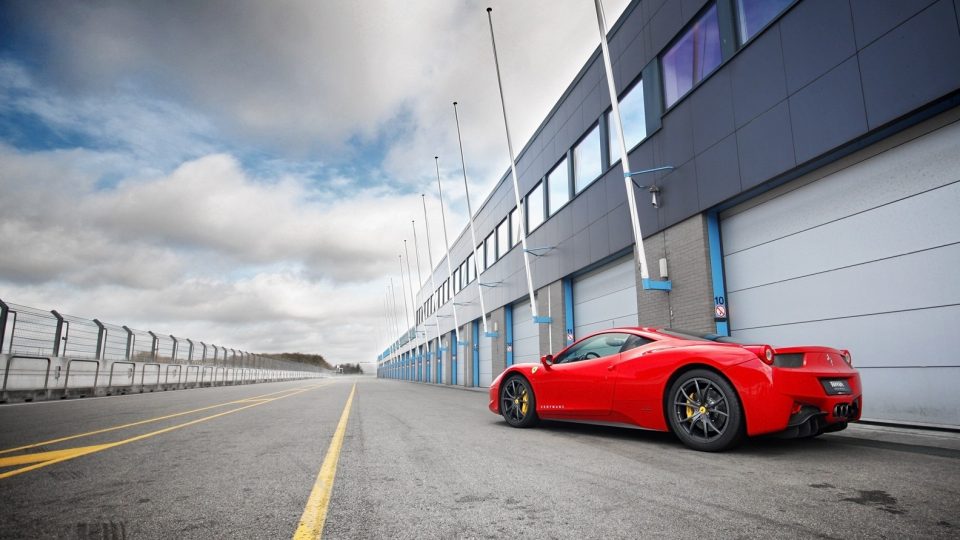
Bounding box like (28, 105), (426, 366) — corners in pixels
(607, 365), (615, 371)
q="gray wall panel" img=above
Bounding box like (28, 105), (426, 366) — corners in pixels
(858, 0), (960, 129)
(573, 257), (639, 338)
(857, 367), (960, 426)
(725, 182), (960, 292)
(723, 305), (959, 369)
(512, 302), (539, 365)
(722, 119), (960, 254)
(727, 243), (960, 330)
(780, 0), (857, 93)
(788, 56), (868, 163)
(661, 161), (699, 228)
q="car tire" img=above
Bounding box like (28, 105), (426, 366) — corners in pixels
(667, 369), (744, 452)
(500, 375), (539, 428)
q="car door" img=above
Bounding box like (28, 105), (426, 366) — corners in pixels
(535, 332), (632, 418)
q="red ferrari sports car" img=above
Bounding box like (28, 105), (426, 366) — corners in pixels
(489, 327), (862, 451)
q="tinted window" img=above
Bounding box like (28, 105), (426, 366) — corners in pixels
(621, 335), (653, 352)
(484, 233), (495, 270)
(497, 218), (509, 259)
(737, 0), (793, 43)
(575, 125), (603, 193)
(526, 181), (545, 232)
(467, 253), (475, 282)
(662, 4), (722, 107)
(548, 157), (570, 215)
(555, 333), (632, 364)
(608, 81), (647, 165)
(510, 206), (522, 247)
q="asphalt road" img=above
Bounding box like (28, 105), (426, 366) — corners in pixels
(1, 378), (958, 539)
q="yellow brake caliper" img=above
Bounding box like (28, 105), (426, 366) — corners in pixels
(520, 389), (529, 416)
(686, 392), (697, 420)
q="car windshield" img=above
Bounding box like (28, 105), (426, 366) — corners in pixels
(658, 329), (745, 344)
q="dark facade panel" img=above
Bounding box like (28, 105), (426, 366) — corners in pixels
(695, 133), (741, 208)
(608, 202), (633, 253)
(656, 98), (695, 167)
(779, 0), (857, 93)
(730, 24), (788, 128)
(736, 100), (796, 189)
(650, 0), (685, 55)
(858, 0), (960, 129)
(789, 56), (868, 164)
(660, 160), (699, 228)
(849, 0), (937, 48)
(689, 67), (734, 154)
(681, 0), (711, 21)
(588, 215), (611, 264)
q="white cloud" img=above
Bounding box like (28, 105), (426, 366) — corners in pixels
(0, 0), (632, 369)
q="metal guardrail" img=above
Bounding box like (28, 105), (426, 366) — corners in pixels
(0, 299), (323, 373)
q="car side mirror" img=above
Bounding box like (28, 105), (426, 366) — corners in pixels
(540, 354), (554, 367)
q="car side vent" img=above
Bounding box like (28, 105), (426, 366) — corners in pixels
(773, 353), (804, 367)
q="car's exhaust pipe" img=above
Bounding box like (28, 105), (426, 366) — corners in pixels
(834, 403), (850, 418)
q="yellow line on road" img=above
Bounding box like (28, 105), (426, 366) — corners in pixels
(293, 383), (357, 540)
(0, 384), (325, 456)
(0, 384), (328, 480)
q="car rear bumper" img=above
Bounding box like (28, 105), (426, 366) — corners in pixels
(729, 360), (862, 436)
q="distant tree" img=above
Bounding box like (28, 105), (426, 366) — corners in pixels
(262, 352), (333, 371)
(336, 363), (363, 374)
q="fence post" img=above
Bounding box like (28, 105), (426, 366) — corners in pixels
(170, 335), (179, 363)
(122, 326), (134, 361)
(186, 339), (194, 364)
(0, 299), (8, 354)
(200, 341), (207, 364)
(93, 319), (106, 360)
(51, 310), (65, 356)
(148, 331), (159, 362)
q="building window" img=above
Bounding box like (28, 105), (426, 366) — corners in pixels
(453, 268), (459, 294)
(460, 261), (467, 287)
(607, 81), (646, 165)
(467, 253), (475, 283)
(574, 125), (602, 193)
(497, 218), (509, 259)
(736, 0), (792, 43)
(484, 233), (495, 270)
(662, 3), (722, 108)
(547, 157), (570, 215)
(509, 206), (521, 247)
(526, 181), (545, 232)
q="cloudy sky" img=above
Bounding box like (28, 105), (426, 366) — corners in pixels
(0, 0), (630, 371)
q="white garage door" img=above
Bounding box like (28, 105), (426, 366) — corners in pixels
(512, 301), (539, 365)
(720, 118), (960, 428)
(573, 256), (639, 339)
(478, 328), (492, 387)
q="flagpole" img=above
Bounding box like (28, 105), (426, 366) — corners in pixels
(485, 7), (541, 323)
(398, 255), (412, 335)
(403, 238), (426, 380)
(411, 219), (429, 382)
(421, 194), (444, 382)
(434, 157), (462, 353)
(592, 0), (651, 282)
(452, 101), (490, 334)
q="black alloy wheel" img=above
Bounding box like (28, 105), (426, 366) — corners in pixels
(500, 376), (539, 428)
(667, 369), (744, 452)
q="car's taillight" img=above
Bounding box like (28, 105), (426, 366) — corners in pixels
(744, 345), (775, 365)
(841, 349), (852, 366)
